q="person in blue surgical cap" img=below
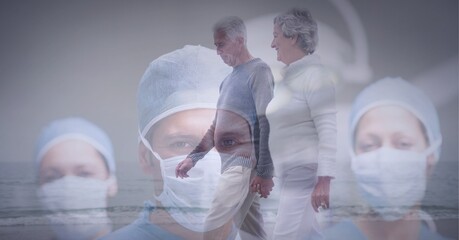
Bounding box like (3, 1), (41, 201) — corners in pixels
(317, 77), (451, 240)
(35, 117), (118, 240)
(101, 45), (232, 240)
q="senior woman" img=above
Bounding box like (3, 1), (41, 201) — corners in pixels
(266, 8), (337, 240)
(317, 77), (450, 240)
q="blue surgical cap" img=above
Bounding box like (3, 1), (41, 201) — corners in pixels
(137, 45), (231, 136)
(349, 77), (442, 160)
(35, 117), (116, 174)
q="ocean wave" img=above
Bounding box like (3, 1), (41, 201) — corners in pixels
(324, 205), (459, 220)
(0, 216), (49, 226)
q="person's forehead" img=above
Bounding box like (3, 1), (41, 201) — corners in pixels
(41, 140), (106, 167)
(214, 30), (229, 41)
(357, 106), (423, 135)
(150, 109), (215, 134)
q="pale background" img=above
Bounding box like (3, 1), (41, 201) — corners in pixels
(0, 0), (457, 238)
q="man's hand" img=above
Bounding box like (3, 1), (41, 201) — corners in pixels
(250, 176), (274, 198)
(175, 157), (194, 178)
(311, 176), (332, 212)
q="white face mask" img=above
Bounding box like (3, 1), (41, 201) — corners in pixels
(37, 175), (113, 239)
(350, 141), (440, 221)
(139, 131), (222, 232)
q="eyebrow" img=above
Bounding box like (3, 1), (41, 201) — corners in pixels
(41, 167), (60, 175)
(162, 133), (202, 140)
(217, 131), (250, 142)
(355, 132), (379, 142)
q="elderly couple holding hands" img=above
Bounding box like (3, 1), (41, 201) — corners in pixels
(98, 7), (446, 240)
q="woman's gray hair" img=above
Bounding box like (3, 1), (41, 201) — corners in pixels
(274, 8), (318, 54)
(213, 16), (247, 44)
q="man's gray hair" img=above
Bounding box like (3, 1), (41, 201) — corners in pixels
(274, 8), (318, 54)
(213, 16), (247, 44)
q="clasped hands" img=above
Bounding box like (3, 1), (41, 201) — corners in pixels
(249, 175), (274, 198)
(175, 157), (274, 198)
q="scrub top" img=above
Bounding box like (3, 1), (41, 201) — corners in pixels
(99, 201), (182, 240)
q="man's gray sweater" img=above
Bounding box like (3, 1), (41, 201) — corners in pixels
(189, 58), (274, 178)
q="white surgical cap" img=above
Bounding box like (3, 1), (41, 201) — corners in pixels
(137, 45), (231, 136)
(35, 117), (116, 174)
(349, 77), (442, 160)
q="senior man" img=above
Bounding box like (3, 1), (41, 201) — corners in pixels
(176, 16), (275, 240)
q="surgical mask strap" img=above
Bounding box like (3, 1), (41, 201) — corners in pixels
(138, 129), (163, 162)
(423, 139), (441, 157)
(105, 175), (117, 188)
(138, 129), (167, 201)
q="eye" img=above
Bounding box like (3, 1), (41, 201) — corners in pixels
(360, 144), (377, 152)
(155, 135), (201, 158)
(395, 138), (414, 150)
(221, 139), (236, 147)
(356, 140), (379, 153)
(42, 173), (62, 184)
(76, 169), (94, 178)
(169, 141), (193, 149)
(160, 141), (195, 158)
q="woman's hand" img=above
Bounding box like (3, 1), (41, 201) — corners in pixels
(250, 176), (274, 198)
(311, 176), (332, 212)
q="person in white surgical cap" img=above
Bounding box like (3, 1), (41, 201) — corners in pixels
(35, 117), (118, 240)
(316, 77), (451, 240)
(102, 45), (231, 240)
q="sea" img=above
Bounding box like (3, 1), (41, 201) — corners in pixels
(0, 160), (457, 239)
